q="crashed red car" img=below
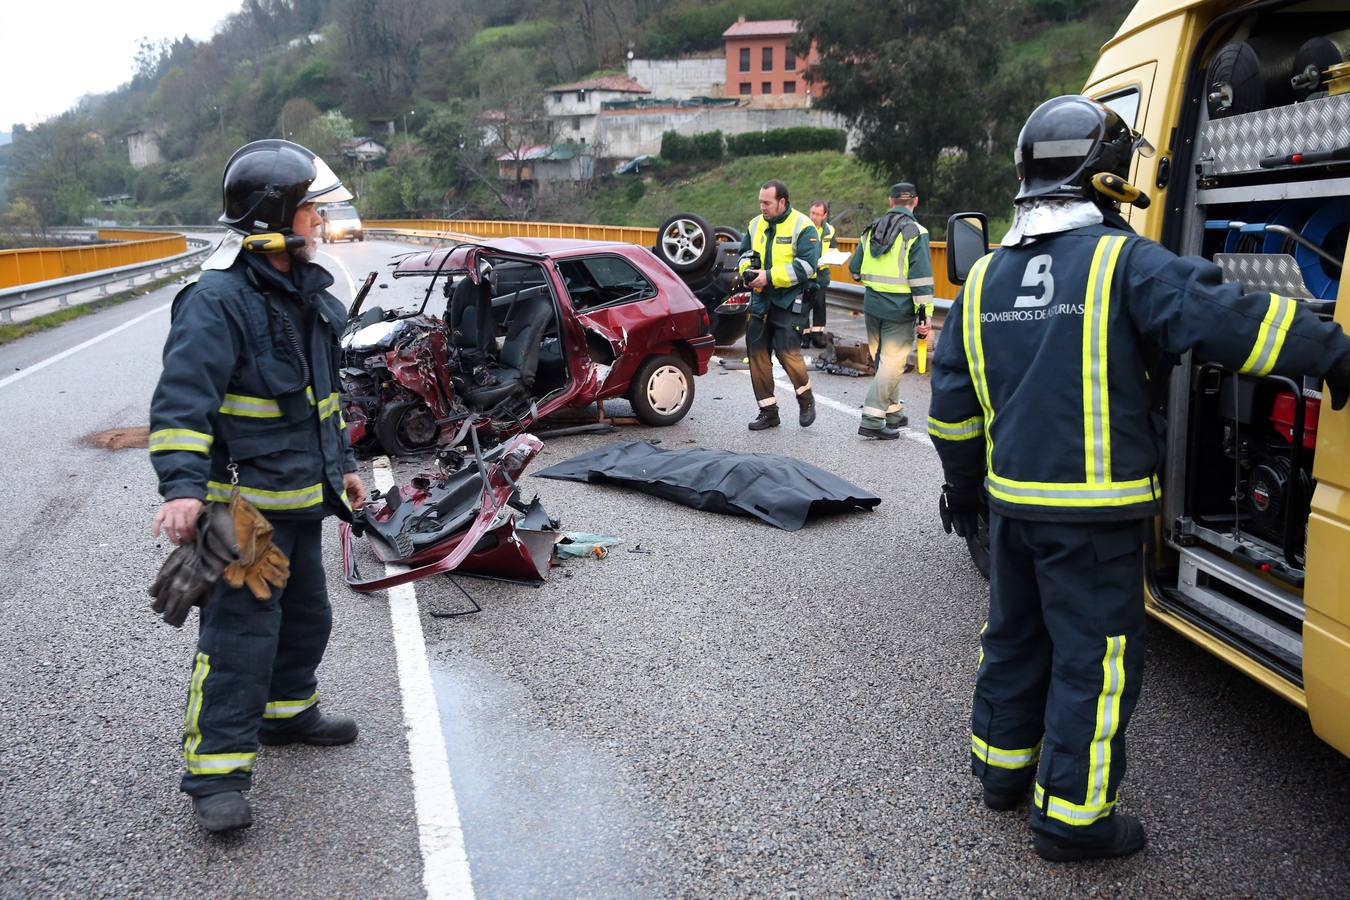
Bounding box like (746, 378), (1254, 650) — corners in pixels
(341, 238), (717, 454)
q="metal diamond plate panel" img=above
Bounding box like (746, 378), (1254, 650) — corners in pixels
(1214, 253), (1312, 298)
(1199, 94), (1350, 175)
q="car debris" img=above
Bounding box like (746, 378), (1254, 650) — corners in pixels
(339, 431), (558, 591)
(535, 441), (882, 531)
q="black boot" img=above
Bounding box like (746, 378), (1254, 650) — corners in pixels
(983, 786), (1024, 812)
(1033, 814), (1148, 862)
(259, 712), (359, 747)
(748, 406), (781, 431)
(193, 791), (252, 833)
(797, 390), (816, 427)
(858, 423), (900, 440)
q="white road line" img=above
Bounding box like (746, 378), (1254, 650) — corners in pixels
(0, 301), (172, 391)
(371, 456), (475, 900)
(733, 367), (934, 448)
(319, 249), (357, 303)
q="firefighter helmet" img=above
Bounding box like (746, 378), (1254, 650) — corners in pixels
(1013, 95), (1153, 202)
(218, 139), (352, 234)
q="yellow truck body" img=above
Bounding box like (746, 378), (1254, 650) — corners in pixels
(1082, 0), (1350, 754)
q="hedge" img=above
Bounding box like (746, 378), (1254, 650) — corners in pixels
(660, 130), (725, 163)
(725, 127), (847, 158)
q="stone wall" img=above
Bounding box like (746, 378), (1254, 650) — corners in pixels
(624, 56), (725, 99)
(595, 106), (850, 159)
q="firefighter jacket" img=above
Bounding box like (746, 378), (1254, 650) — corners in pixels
(928, 219), (1350, 522)
(848, 206), (934, 323)
(149, 253), (357, 521)
(738, 207), (821, 319)
(811, 220), (836, 287)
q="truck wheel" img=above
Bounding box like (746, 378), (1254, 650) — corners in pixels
(711, 312), (749, 345)
(375, 399), (440, 455)
(629, 354), (695, 426)
(656, 213), (715, 274)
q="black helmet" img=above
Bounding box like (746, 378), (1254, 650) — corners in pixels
(1014, 95), (1153, 202)
(218, 139), (352, 234)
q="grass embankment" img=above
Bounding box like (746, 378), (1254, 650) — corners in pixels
(589, 151), (891, 235)
(0, 272), (183, 345)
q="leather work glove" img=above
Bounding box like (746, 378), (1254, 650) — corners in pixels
(939, 483), (982, 539)
(148, 503), (239, 627)
(1326, 353), (1350, 411)
(221, 492), (291, 601)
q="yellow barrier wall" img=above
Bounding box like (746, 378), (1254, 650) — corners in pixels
(0, 229), (188, 289)
(367, 219), (961, 300)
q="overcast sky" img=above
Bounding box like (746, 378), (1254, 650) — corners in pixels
(2, 0), (243, 130)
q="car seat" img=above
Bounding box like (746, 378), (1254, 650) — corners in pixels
(447, 277), (495, 355)
(461, 293), (554, 408)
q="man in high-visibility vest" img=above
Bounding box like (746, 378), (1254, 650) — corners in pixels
(848, 182), (935, 439)
(800, 200), (836, 349)
(737, 179), (822, 431)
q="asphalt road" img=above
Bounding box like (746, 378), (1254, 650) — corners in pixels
(2, 235), (1348, 898)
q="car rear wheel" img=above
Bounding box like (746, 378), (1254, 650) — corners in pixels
(656, 213), (715, 274)
(375, 399), (440, 455)
(629, 354), (695, 426)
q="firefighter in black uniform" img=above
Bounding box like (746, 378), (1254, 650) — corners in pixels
(928, 95), (1350, 861)
(149, 140), (367, 833)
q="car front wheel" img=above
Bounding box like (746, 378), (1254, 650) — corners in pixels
(629, 354), (695, 426)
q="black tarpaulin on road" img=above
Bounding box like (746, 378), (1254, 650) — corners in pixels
(534, 441), (881, 531)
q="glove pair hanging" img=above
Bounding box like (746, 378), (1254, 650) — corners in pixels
(148, 489), (291, 627)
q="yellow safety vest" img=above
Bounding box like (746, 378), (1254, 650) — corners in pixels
(744, 208), (815, 289)
(860, 219), (929, 294)
(812, 221), (835, 280)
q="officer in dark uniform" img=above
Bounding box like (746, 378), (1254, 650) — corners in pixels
(149, 139), (368, 833)
(928, 96), (1350, 861)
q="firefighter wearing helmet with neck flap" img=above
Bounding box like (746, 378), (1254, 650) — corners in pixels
(927, 95), (1350, 861)
(147, 139), (368, 833)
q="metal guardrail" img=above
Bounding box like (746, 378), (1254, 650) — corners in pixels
(0, 236), (213, 321)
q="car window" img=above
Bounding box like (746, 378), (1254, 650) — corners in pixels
(328, 207), (359, 220)
(557, 256), (656, 309)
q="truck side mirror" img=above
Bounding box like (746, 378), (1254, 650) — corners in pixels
(947, 213), (989, 286)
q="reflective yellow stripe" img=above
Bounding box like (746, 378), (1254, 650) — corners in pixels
(927, 415), (985, 441)
(986, 472), (1159, 508)
(1082, 236), (1126, 484)
(206, 480), (324, 510)
(316, 392), (341, 421)
(962, 254), (996, 470)
(977, 620), (988, 666)
(149, 428), (213, 454)
(1035, 636), (1127, 826)
(1239, 293), (1296, 377)
(219, 393), (282, 418)
(184, 652), (210, 764)
(184, 752), (257, 775)
(263, 692), (319, 720)
(972, 734), (1041, 770)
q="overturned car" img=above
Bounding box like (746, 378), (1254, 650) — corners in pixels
(341, 237), (718, 455)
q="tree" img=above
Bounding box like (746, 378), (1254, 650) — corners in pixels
(799, 1), (1046, 226)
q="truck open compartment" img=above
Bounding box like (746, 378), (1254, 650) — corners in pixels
(1158, 4), (1349, 687)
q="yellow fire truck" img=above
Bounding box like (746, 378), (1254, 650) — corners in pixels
(955, 0), (1350, 756)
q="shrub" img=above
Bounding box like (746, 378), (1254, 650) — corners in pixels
(660, 130), (725, 163)
(725, 128), (847, 158)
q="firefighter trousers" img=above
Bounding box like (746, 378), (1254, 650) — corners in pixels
(747, 314), (811, 408)
(180, 519), (332, 797)
(972, 513), (1147, 843)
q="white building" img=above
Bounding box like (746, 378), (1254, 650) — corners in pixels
(126, 126), (164, 169)
(624, 55), (724, 100)
(545, 76), (650, 148)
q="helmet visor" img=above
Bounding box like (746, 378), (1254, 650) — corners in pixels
(303, 154), (353, 205)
